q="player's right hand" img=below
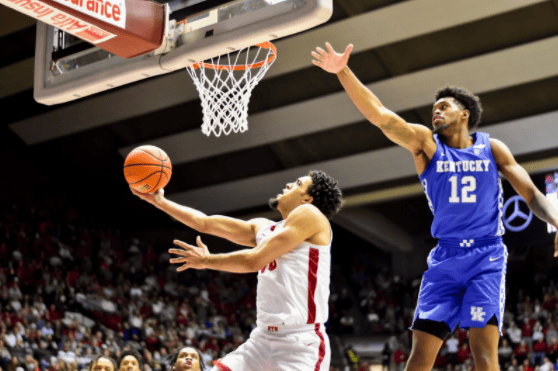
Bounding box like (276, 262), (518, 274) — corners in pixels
(130, 186), (165, 205)
(312, 42), (354, 74)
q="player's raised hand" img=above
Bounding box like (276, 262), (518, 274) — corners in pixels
(130, 187), (165, 205)
(312, 42), (354, 74)
(169, 236), (210, 271)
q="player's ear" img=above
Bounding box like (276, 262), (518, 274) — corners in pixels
(302, 196), (313, 204)
(462, 110), (469, 119)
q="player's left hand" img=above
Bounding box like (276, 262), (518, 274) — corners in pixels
(554, 233), (558, 257)
(169, 236), (209, 271)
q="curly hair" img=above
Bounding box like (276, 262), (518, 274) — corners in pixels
(118, 349), (143, 370)
(435, 86), (483, 131)
(307, 170), (343, 220)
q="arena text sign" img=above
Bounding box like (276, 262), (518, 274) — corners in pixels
(51, 0), (126, 29)
(1, 0), (117, 44)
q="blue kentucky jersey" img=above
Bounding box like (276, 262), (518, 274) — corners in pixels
(419, 132), (505, 239)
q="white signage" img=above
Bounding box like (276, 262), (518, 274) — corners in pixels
(1, 0), (117, 44)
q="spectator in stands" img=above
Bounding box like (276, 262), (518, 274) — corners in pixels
(165, 347), (204, 371)
(33, 341), (52, 368)
(460, 358), (473, 371)
(456, 343), (471, 364)
(546, 323), (558, 345)
(514, 340), (529, 364)
(118, 349), (142, 371)
(445, 335), (459, 365)
(532, 337), (548, 365)
(76, 348), (93, 369)
(540, 357), (553, 371)
(522, 359), (533, 371)
(508, 322), (522, 348)
(507, 358), (519, 371)
(89, 355), (117, 371)
(547, 338), (558, 363)
(58, 344), (77, 365)
(345, 346), (359, 371)
(0, 340), (11, 368)
(498, 339), (513, 366)
(358, 361), (370, 371)
(340, 310), (355, 334)
(523, 318), (535, 346)
(533, 321), (544, 342)
(393, 346), (407, 371)
(6, 357), (19, 371)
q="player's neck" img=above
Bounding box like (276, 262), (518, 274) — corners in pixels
(440, 129), (473, 149)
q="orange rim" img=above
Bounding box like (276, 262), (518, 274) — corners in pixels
(192, 42), (277, 71)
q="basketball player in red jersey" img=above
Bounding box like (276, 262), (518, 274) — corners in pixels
(131, 170), (343, 371)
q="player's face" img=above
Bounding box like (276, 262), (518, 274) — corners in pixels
(119, 356), (140, 371)
(271, 176), (313, 209)
(432, 98), (467, 135)
(174, 348), (201, 371)
(93, 358), (114, 371)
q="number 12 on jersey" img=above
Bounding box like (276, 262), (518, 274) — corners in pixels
(449, 175), (477, 203)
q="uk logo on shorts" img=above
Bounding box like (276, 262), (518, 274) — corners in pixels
(470, 306), (486, 322)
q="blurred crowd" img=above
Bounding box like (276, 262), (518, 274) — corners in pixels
(338, 263), (558, 371)
(0, 203), (264, 371)
(3, 202), (558, 371)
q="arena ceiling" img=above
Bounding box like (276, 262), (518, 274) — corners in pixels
(2, 0), (558, 252)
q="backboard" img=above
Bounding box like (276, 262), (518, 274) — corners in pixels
(34, 0), (333, 105)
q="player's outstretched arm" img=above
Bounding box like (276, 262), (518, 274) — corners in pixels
(491, 139), (558, 255)
(131, 188), (271, 247)
(312, 42), (434, 155)
(169, 204), (326, 273)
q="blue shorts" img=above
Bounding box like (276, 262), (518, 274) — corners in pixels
(411, 237), (508, 334)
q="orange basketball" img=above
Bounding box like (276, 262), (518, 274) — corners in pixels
(124, 145), (172, 194)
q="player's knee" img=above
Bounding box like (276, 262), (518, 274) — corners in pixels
(470, 346), (497, 370)
(406, 349), (435, 370)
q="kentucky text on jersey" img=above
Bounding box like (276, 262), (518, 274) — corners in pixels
(436, 159), (490, 173)
(419, 132), (505, 239)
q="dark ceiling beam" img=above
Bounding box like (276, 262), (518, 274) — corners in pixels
(9, 0), (544, 144)
(332, 0), (365, 16)
(333, 207), (414, 252)
(0, 26), (35, 69)
(0, 6), (36, 38)
(0, 58), (35, 100)
(118, 36), (558, 165)
(167, 111), (558, 214)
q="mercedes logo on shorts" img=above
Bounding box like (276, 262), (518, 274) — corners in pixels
(503, 195), (533, 232)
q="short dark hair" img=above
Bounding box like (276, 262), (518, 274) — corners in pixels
(307, 170), (343, 219)
(165, 347), (205, 371)
(118, 349), (143, 370)
(435, 86), (483, 131)
(90, 355), (117, 371)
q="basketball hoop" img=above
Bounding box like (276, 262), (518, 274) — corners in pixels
(186, 42), (277, 137)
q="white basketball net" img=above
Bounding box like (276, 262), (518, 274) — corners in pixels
(186, 42), (277, 137)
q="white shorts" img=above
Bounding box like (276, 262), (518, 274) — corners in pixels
(214, 323), (330, 371)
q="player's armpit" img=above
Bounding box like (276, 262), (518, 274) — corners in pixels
(490, 138), (537, 202)
(491, 138), (558, 232)
(250, 205), (325, 271)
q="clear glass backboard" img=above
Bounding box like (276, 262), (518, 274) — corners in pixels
(34, 0), (332, 105)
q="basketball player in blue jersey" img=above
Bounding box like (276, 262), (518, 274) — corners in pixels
(313, 42), (558, 371)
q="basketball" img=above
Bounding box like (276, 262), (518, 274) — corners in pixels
(124, 145), (172, 194)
